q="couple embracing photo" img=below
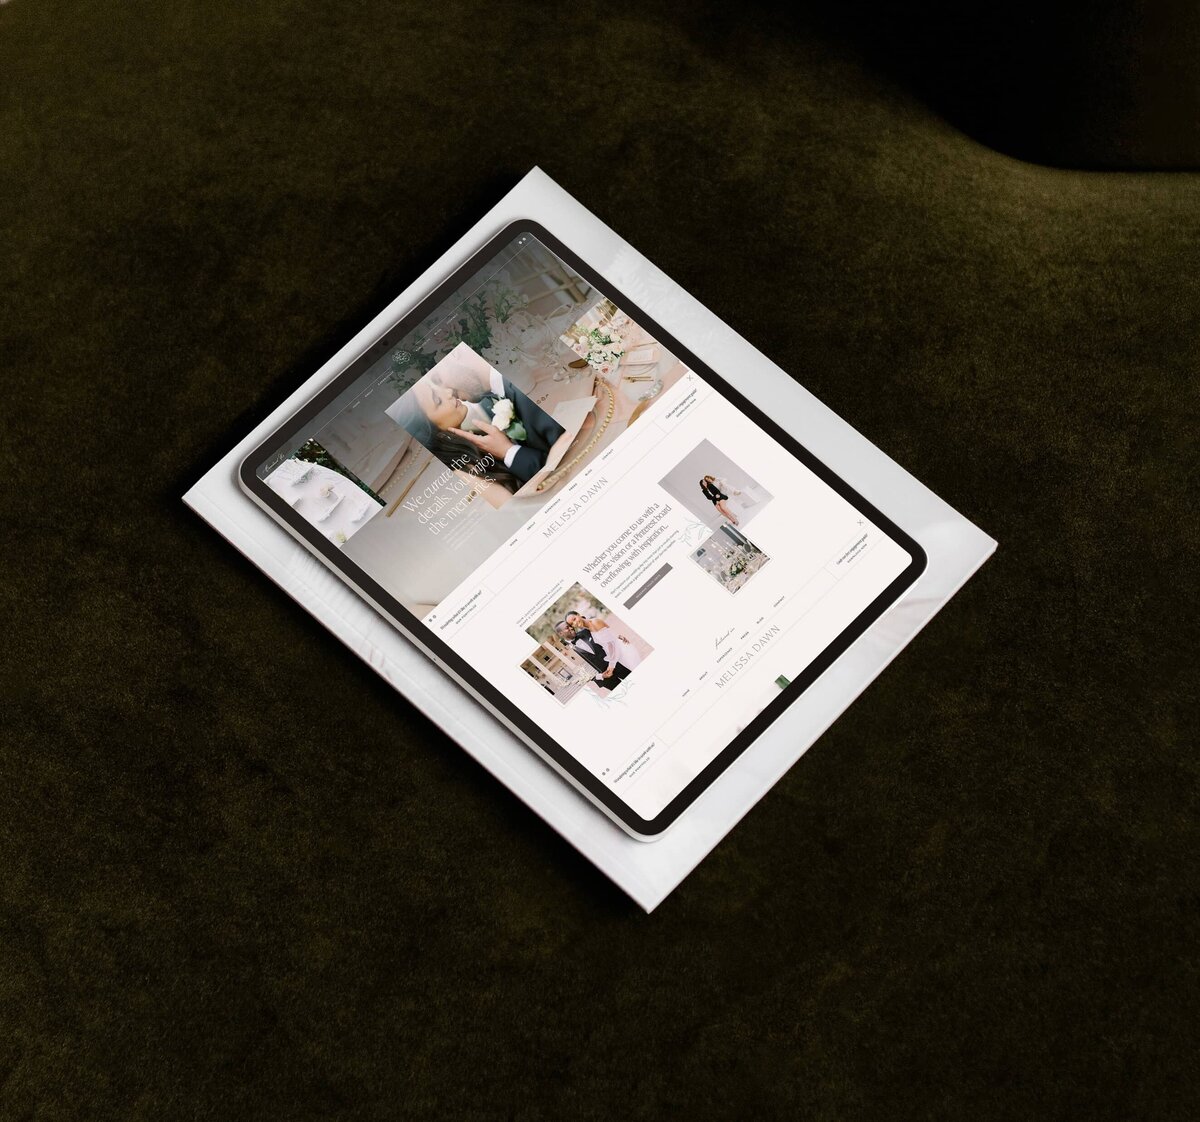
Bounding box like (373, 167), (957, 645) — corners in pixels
(387, 342), (569, 502)
(521, 584), (655, 705)
(554, 612), (642, 690)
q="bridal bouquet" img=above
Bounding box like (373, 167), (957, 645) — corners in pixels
(572, 324), (625, 376)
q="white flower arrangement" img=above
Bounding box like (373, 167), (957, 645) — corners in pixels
(572, 324), (625, 373)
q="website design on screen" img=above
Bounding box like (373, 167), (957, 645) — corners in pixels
(260, 235), (912, 820)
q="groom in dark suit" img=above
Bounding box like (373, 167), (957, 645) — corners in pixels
(554, 621), (631, 691)
(432, 363), (565, 485)
(480, 377), (565, 483)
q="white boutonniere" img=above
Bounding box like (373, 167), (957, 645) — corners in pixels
(490, 397), (526, 441)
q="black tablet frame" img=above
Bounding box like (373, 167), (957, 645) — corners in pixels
(240, 219), (927, 837)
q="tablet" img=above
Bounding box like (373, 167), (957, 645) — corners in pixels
(240, 220), (926, 839)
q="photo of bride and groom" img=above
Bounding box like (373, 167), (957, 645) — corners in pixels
(520, 584), (653, 705)
(385, 342), (572, 506)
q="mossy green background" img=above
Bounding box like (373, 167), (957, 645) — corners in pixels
(2, 2), (1197, 1118)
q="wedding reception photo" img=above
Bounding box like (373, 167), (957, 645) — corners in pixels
(689, 524), (771, 595)
(384, 342), (570, 507)
(314, 236), (603, 523)
(520, 583), (654, 704)
(559, 299), (688, 408)
(392, 236), (595, 385)
(658, 439), (773, 531)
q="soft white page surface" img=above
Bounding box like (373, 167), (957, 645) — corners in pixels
(184, 168), (995, 911)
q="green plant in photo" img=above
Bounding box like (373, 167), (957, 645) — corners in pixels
(488, 283), (524, 323)
(447, 292), (492, 353)
(382, 280), (529, 396)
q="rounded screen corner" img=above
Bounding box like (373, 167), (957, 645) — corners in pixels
(491, 216), (545, 245)
(904, 537), (929, 586)
(237, 448), (261, 493)
(620, 810), (673, 841)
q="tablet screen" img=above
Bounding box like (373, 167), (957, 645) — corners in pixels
(246, 223), (924, 832)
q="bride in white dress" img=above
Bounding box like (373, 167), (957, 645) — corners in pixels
(585, 616), (642, 672)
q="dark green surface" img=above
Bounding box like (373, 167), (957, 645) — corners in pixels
(3, 2), (1198, 1118)
(819, 0), (1200, 168)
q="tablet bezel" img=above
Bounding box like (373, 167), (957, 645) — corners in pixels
(240, 219), (927, 838)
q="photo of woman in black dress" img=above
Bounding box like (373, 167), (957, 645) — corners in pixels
(699, 474), (739, 526)
(659, 439), (771, 533)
